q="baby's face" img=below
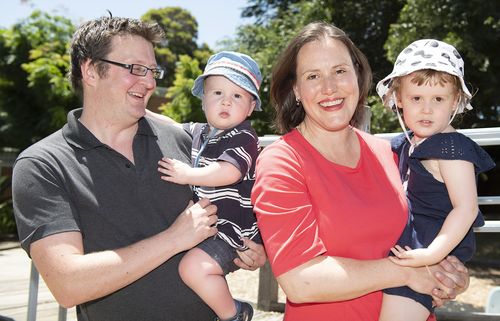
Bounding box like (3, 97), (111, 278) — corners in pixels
(202, 75), (256, 130)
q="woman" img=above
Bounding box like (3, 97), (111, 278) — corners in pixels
(251, 22), (469, 321)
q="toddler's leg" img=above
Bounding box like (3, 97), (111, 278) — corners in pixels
(179, 247), (237, 320)
(379, 293), (429, 321)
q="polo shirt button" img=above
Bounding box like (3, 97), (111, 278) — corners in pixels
(125, 163), (131, 168)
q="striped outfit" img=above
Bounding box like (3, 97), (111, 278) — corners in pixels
(183, 120), (262, 250)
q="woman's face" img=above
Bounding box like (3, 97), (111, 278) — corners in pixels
(293, 37), (359, 133)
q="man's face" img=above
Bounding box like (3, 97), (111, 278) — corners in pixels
(93, 35), (158, 123)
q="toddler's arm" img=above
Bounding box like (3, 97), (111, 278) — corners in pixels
(390, 159), (478, 267)
(158, 157), (241, 187)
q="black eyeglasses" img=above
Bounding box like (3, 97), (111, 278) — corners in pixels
(99, 58), (165, 80)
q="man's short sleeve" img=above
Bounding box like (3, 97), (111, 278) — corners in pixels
(12, 157), (79, 255)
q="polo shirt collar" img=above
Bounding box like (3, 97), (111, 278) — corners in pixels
(62, 108), (158, 150)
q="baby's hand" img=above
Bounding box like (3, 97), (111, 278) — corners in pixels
(389, 245), (433, 267)
(158, 157), (193, 185)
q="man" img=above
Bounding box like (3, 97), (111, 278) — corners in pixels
(12, 17), (265, 321)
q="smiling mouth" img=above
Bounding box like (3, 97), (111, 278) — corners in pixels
(319, 98), (343, 108)
(128, 91), (145, 98)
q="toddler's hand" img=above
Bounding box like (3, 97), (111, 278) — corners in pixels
(389, 245), (434, 267)
(158, 157), (193, 185)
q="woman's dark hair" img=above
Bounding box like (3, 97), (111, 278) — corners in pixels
(69, 17), (164, 95)
(270, 21), (372, 134)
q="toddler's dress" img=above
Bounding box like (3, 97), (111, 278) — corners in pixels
(385, 132), (495, 311)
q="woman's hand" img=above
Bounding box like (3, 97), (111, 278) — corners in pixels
(430, 256), (469, 307)
(406, 255), (469, 307)
(234, 238), (267, 271)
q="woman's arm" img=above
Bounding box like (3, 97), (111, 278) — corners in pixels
(389, 159), (478, 267)
(276, 254), (459, 304)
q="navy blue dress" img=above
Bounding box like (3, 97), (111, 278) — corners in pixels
(384, 132), (495, 311)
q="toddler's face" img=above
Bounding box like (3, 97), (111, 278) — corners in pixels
(202, 76), (256, 130)
(397, 73), (459, 142)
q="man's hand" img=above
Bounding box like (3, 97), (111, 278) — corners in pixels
(169, 198), (218, 252)
(234, 238), (267, 271)
(158, 157), (193, 185)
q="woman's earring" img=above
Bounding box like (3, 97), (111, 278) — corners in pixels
(296, 98), (301, 107)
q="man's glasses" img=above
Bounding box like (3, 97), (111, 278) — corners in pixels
(99, 58), (165, 80)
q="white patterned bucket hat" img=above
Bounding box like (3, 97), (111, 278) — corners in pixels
(376, 39), (473, 113)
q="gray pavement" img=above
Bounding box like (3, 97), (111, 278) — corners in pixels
(0, 243), (283, 321)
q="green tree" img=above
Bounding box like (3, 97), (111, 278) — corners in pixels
(236, 0), (405, 134)
(384, 0), (500, 128)
(367, 96), (400, 134)
(234, 1), (330, 134)
(241, 0), (301, 24)
(159, 54), (205, 123)
(0, 174), (15, 238)
(0, 10), (78, 150)
(238, 0), (499, 134)
(141, 7), (199, 88)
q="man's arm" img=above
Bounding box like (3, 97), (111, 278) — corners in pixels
(30, 199), (217, 308)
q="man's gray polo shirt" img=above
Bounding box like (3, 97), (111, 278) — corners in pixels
(12, 109), (216, 321)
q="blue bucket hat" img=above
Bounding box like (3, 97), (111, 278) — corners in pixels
(192, 51), (263, 111)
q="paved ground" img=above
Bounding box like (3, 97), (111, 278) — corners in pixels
(1, 242), (498, 321)
(0, 244), (283, 321)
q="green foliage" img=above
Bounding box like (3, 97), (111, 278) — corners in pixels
(235, 0), (499, 134)
(141, 7), (199, 88)
(234, 0), (335, 135)
(385, 0), (500, 128)
(0, 2), (498, 151)
(234, 0), (405, 134)
(0, 175), (15, 238)
(366, 96), (400, 134)
(241, 0), (301, 24)
(0, 11), (78, 150)
(159, 55), (205, 123)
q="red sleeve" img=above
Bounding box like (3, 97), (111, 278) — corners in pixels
(251, 141), (326, 277)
